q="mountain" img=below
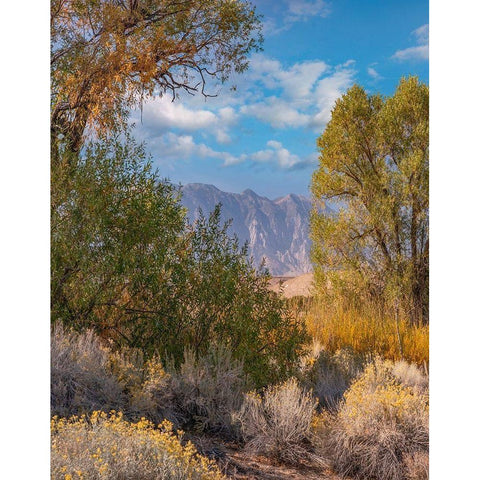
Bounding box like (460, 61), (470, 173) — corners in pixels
(180, 183), (320, 276)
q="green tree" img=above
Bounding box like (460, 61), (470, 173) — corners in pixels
(51, 134), (187, 346)
(311, 77), (429, 324)
(52, 135), (305, 385)
(176, 206), (306, 385)
(51, 0), (262, 151)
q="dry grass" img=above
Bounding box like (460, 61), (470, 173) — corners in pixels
(234, 378), (320, 465)
(321, 359), (429, 480)
(51, 411), (226, 480)
(305, 303), (429, 365)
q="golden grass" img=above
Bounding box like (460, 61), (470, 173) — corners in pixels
(305, 304), (429, 365)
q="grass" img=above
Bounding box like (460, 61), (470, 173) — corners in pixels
(305, 302), (429, 365)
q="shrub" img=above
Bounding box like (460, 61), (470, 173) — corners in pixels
(404, 451), (429, 480)
(52, 135), (305, 385)
(127, 356), (180, 426)
(170, 346), (248, 436)
(51, 411), (226, 480)
(300, 342), (367, 407)
(235, 378), (319, 465)
(392, 360), (428, 392)
(134, 345), (248, 437)
(51, 324), (126, 417)
(323, 359), (428, 480)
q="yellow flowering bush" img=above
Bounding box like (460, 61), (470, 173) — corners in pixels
(51, 411), (226, 480)
(324, 359), (428, 480)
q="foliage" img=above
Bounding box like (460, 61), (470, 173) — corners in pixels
(174, 205), (306, 385)
(51, 326), (248, 437)
(311, 77), (429, 324)
(51, 411), (226, 480)
(168, 345), (248, 436)
(51, 134), (187, 350)
(51, 0), (262, 150)
(305, 302), (429, 364)
(51, 135), (304, 384)
(234, 378), (319, 465)
(322, 359), (429, 480)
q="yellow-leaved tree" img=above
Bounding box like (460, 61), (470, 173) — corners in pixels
(311, 77), (428, 324)
(51, 0), (262, 151)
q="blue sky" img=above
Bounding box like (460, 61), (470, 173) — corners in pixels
(132, 0), (429, 198)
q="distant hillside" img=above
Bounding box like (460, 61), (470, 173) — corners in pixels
(180, 183), (324, 276)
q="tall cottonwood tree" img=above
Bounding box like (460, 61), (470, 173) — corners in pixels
(51, 0), (262, 151)
(311, 77), (428, 324)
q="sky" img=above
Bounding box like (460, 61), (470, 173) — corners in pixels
(132, 0), (429, 199)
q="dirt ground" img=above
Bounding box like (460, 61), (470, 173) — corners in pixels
(268, 273), (314, 298)
(189, 435), (342, 480)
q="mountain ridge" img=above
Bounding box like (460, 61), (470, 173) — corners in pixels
(180, 183), (320, 276)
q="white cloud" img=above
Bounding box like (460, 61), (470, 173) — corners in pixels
(309, 65), (356, 128)
(413, 24), (429, 45)
(142, 97), (217, 131)
(286, 0), (331, 20)
(148, 132), (243, 166)
(241, 54), (356, 131)
(147, 133), (315, 171)
(393, 24), (429, 62)
(240, 98), (311, 128)
(254, 0), (331, 36)
(367, 67), (380, 79)
(392, 45), (429, 62)
(249, 140), (316, 170)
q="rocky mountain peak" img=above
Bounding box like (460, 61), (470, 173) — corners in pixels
(180, 183), (324, 276)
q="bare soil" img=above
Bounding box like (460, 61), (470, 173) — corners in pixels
(268, 273), (314, 298)
(188, 434), (342, 480)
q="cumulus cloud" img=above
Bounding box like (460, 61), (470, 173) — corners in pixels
(392, 24), (429, 61)
(147, 133), (315, 171)
(242, 54), (355, 130)
(148, 132), (243, 166)
(240, 98), (311, 128)
(249, 140), (317, 170)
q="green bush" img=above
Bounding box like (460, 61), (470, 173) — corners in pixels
(51, 135), (305, 386)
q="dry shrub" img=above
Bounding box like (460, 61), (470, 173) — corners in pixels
(305, 303), (429, 365)
(235, 378), (319, 465)
(51, 411), (226, 480)
(404, 451), (429, 480)
(324, 359), (428, 480)
(127, 356), (180, 425)
(169, 345), (248, 436)
(129, 345), (248, 436)
(51, 323), (125, 417)
(392, 360), (428, 392)
(300, 341), (367, 407)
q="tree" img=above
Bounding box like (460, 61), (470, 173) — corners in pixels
(51, 134), (187, 344)
(176, 206), (306, 385)
(310, 77), (429, 324)
(51, 0), (262, 151)
(52, 135), (304, 385)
